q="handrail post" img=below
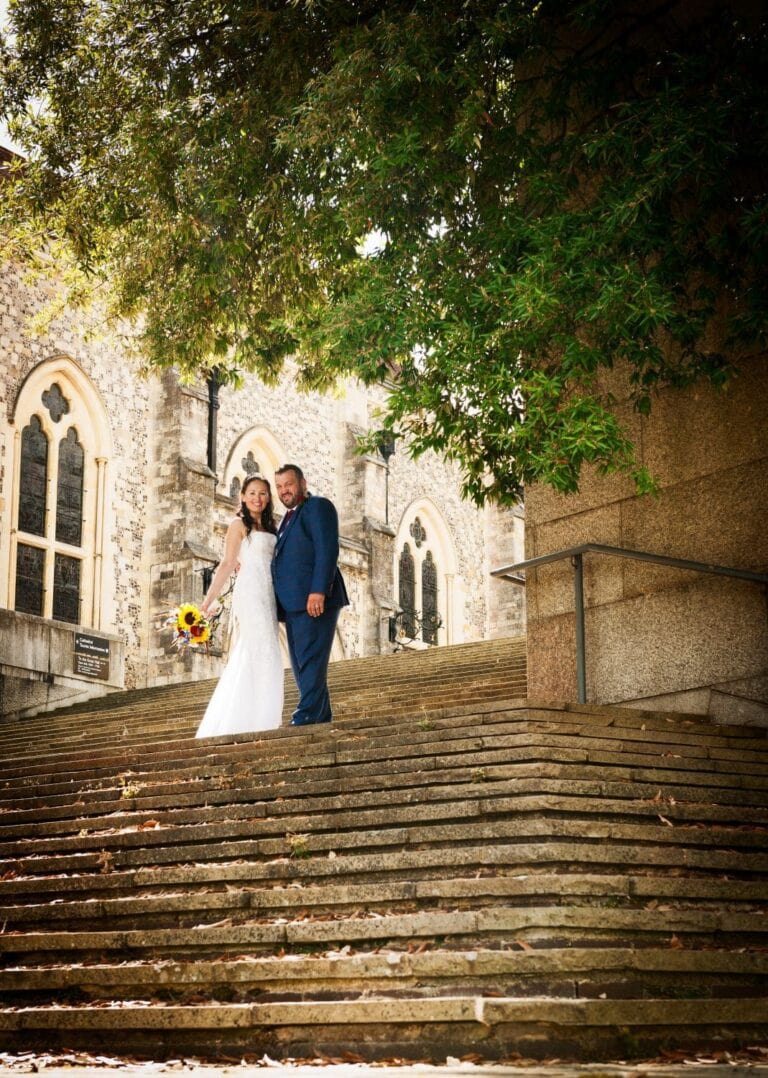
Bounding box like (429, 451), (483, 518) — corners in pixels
(572, 553), (587, 704)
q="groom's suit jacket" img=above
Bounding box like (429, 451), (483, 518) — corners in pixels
(272, 495), (349, 618)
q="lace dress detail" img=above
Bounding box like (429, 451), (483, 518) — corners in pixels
(195, 531), (284, 737)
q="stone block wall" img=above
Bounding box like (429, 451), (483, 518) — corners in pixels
(485, 502), (526, 640)
(0, 260), (151, 694)
(0, 608), (125, 719)
(524, 354), (768, 725)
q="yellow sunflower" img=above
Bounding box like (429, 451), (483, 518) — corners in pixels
(176, 603), (202, 631)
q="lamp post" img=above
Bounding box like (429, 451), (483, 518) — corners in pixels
(206, 369), (221, 474)
(377, 432), (396, 524)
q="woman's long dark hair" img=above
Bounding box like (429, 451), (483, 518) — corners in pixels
(239, 475), (277, 535)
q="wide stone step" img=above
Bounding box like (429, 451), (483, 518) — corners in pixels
(0, 996), (766, 1061)
(4, 811), (768, 882)
(1, 840), (766, 912)
(4, 779), (767, 845)
(2, 873), (766, 932)
(3, 750), (767, 837)
(0, 636), (765, 1062)
(2, 906), (766, 967)
(0, 637), (527, 749)
(3, 947), (767, 1002)
(2, 705), (765, 801)
(0, 677), (527, 758)
(3, 797), (768, 862)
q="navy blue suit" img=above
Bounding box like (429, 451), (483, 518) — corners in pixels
(272, 495), (349, 725)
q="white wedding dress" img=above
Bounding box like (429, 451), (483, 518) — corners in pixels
(195, 530), (284, 738)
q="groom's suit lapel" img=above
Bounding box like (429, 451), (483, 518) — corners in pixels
(275, 498), (307, 556)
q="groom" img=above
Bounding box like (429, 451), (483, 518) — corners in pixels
(272, 464), (349, 727)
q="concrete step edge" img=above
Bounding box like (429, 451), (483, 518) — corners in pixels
(1, 905), (766, 954)
(1, 996), (767, 1030)
(4, 945), (768, 988)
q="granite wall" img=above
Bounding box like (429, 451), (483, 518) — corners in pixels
(524, 354), (768, 725)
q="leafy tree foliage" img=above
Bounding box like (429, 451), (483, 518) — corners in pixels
(1, 0), (766, 503)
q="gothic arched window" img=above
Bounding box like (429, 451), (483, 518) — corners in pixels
(395, 502), (459, 648)
(422, 550), (439, 645)
(14, 419), (86, 624)
(398, 543), (416, 639)
(18, 416), (48, 537)
(56, 427), (84, 546)
(7, 363), (111, 629)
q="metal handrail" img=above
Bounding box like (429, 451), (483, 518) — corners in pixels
(491, 543), (768, 704)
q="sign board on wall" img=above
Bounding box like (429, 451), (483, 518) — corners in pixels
(73, 633), (110, 680)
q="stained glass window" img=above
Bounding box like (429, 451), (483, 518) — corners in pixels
(15, 543), (45, 616)
(56, 428), (84, 546)
(398, 543), (416, 638)
(422, 550), (439, 645)
(18, 416), (48, 536)
(53, 554), (81, 624)
(15, 417), (85, 623)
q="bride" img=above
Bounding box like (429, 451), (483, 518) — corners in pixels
(195, 475), (284, 738)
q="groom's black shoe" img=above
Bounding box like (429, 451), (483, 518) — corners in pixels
(290, 714), (331, 727)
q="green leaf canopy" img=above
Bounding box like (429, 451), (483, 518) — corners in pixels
(2, 0), (766, 503)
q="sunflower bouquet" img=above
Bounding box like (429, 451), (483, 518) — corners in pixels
(163, 576), (234, 655)
(165, 603), (214, 653)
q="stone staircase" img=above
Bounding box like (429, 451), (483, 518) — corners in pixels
(0, 635), (766, 1062)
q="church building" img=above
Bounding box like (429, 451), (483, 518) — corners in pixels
(0, 241), (525, 719)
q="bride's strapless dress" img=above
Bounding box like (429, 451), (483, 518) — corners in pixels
(195, 531), (284, 738)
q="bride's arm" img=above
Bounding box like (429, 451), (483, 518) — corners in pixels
(201, 519), (245, 616)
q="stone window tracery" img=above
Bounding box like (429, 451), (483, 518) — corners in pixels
(394, 500), (461, 649)
(221, 428), (285, 508)
(42, 382), (70, 423)
(396, 539), (440, 645)
(229, 452), (261, 502)
(6, 359), (111, 629)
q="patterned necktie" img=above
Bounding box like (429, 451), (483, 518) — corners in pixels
(279, 509), (294, 534)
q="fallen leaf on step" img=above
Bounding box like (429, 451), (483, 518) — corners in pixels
(137, 819), (160, 830)
(669, 935), (684, 949)
(658, 815), (674, 827)
(514, 938), (534, 951)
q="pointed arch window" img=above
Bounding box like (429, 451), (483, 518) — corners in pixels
(394, 503), (460, 648)
(422, 550), (439, 645)
(397, 539), (441, 645)
(14, 419), (86, 624)
(7, 365), (110, 629)
(56, 427), (84, 546)
(398, 543), (416, 639)
(18, 416), (48, 537)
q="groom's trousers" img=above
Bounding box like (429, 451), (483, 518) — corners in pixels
(284, 605), (340, 724)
